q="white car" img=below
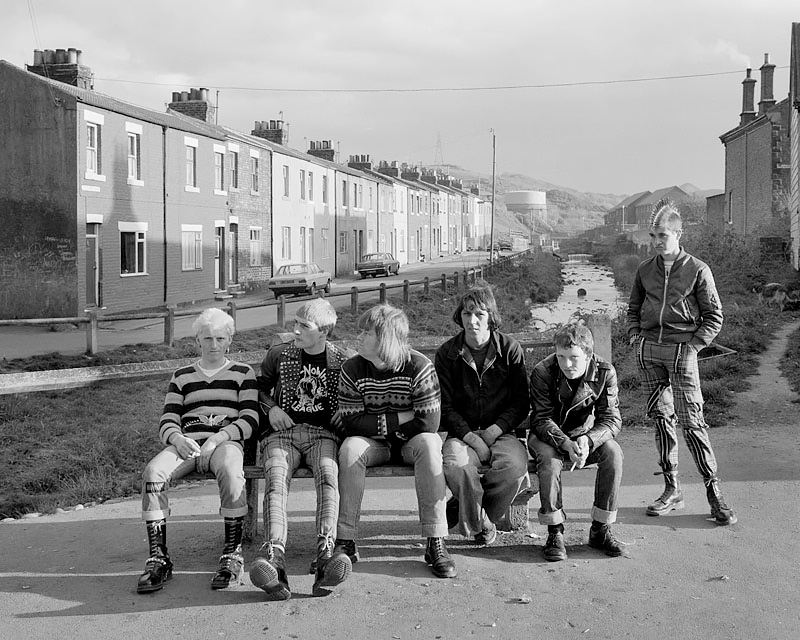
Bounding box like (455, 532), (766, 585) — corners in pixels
(268, 263), (332, 297)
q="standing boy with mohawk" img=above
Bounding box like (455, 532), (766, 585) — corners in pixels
(627, 199), (737, 526)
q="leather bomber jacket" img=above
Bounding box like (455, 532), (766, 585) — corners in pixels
(529, 353), (621, 451)
(626, 249), (723, 346)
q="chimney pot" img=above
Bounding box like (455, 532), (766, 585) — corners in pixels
(55, 48), (67, 64)
(171, 91), (180, 102)
(33, 49), (43, 65)
(67, 48), (78, 64)
(180, 91), (189, 101)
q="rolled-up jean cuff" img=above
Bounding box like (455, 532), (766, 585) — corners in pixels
(220, 506), (249, 519)
(421, 523), (449, 538)
(537, 508), (566, 526)
(142, 509), (169, 521)
(591, 506), (616, 524)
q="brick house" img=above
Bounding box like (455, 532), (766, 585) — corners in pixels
(0, 50), (232, 318)
(789, 23), (800, 270)
(605, 191), (651, 232)
(719, 55), (791, 238)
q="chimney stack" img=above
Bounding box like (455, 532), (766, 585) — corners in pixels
(26, 47), (93, 89)
(377, 160), (400, 177)
(758, 53), (776, 114)
(400, 164), (421, 181)
(168, 88), (216, 123)
(740, 68), (757, 126)
(251, 120), (289, 145)
(307, 140), (335, 162)
(347, 154), (373, 171)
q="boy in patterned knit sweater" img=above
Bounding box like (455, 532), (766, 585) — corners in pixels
(137, 308), (259, 594)
(334, 304), (457, 579)
(249, 298), (353, 599)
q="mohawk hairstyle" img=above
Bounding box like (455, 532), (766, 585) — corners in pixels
(649, 198), (682, 230)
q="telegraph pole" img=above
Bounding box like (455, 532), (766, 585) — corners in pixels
(489, 129), (496, 265)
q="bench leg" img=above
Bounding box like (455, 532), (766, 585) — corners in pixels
(496, 472), (540, 532)
(244, 478), (259, 543)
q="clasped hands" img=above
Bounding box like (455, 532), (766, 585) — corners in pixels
(172, 432), (230, 473)
(463, 424), (503, 464)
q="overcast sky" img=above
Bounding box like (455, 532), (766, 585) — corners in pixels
(2, 1), (798, 196)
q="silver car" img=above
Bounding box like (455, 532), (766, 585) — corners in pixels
(268, 263), (332, 297)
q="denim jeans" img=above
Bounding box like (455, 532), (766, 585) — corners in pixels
(528, 435), (623, 525)
(261, 424), (339, 547)
(337, 433), (448, 539)
(442, 433), (529, 536)
(141, 440), (247, 520)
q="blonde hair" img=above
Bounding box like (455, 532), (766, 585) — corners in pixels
(297, 298), (337, 336)
(192, 307), (235, 338)
(358, 304), (411, 371)
(649, 198), (683, 230)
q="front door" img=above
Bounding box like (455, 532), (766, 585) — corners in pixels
(215, 226), (224, 290)
(85, 224), (100, 307)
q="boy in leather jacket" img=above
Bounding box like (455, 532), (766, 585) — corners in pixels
(528, 324), (626, 561)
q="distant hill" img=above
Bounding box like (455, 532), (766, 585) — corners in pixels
(443, 166), (625, 237)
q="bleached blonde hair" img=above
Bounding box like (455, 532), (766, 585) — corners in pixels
(649, 198), (683, 230)
(357, 304), (411, 371)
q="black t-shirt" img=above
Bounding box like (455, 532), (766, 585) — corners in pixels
(286, 350), (331, 428)
(468, 342), (491, 373)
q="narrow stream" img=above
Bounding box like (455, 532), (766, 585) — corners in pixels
(529, 258), (625, 331)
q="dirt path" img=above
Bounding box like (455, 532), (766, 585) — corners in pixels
(1, 323), (799, 640)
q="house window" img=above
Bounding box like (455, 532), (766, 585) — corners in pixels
(214, 151), (225, 191)
(300, 227), (307, 262)
(353, 184), (358, 208)
(120, 230), (146, 275)
(283, 165), (290, 197)
(127, 132), (141, 181)
(308, 172), (314, 201)
(249, 227), (262, 266)
(399, 229), (405, 253)
(229, 150), (239, 189)
(86, 123), (100, 174)
(358, 185), (363, 208)
(322, 175), (328, 204)
(309, 227), (315, 261)
(181, 225), (203, 270)
(338, 231), (347, 253)
(342, 180), (348, 207)
(299, 170), (307, 200)
(281, 226), (291, 259)
(250, 155), (259, 193)
(185, 145), (197, 188)
(321, 228), (329, 258)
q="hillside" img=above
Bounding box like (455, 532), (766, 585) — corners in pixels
(445, 166), (625, 237)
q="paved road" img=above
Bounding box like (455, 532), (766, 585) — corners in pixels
(1, 426), (797, 640)
(1, 252), (494, 361)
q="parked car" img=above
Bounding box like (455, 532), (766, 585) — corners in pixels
(268, 263), (332, 297)
(356, 252), (400, 278)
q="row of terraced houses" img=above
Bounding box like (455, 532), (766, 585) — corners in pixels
(0, 49), (493, 319)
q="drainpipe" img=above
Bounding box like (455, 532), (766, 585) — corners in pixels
(162, 126), (168, 304)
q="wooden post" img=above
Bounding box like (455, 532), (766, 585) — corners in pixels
(379, 283), (387, 303)
(462, 270), (469, 288)
(226, 300), (237, 324)
(277, 296), (286, 327)
(350, 287), (359, 315)
(164, 304), (177, 347)
(585, 313), (612, 363)
(403, 280), (410, 304)
(85, 309), (98, 355)
(423, 277), (430, 295)
(441, 273), (447, 292)
(453, 271), (459, 290)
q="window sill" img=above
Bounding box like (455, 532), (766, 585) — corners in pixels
(185, 186), (200, 193)
(120, 272), (148, 277)
(127, 178), (144, 187)
(85, 172), (106, 182)
(214, 189), (228, 196)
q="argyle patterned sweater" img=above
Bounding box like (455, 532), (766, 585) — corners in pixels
(337, 350), (441, 441)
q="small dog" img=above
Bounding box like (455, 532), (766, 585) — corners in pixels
(752, 283), (799, 312)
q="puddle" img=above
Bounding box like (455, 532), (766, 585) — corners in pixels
(530, 260), (625, 331)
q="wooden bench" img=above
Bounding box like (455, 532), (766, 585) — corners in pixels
(195, 456), (540, 542)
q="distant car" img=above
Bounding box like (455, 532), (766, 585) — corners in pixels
(356, 252), (400, 278)
(268, 263), (332, 297)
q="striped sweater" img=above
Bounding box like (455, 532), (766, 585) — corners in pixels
(337, 350), (441, 440)
(158, 360), (259, 446)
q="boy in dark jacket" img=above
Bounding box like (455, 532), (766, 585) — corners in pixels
(435, 285), (530, 545)
(626, 199), (736, 526)
(529, 324), (625, 561)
